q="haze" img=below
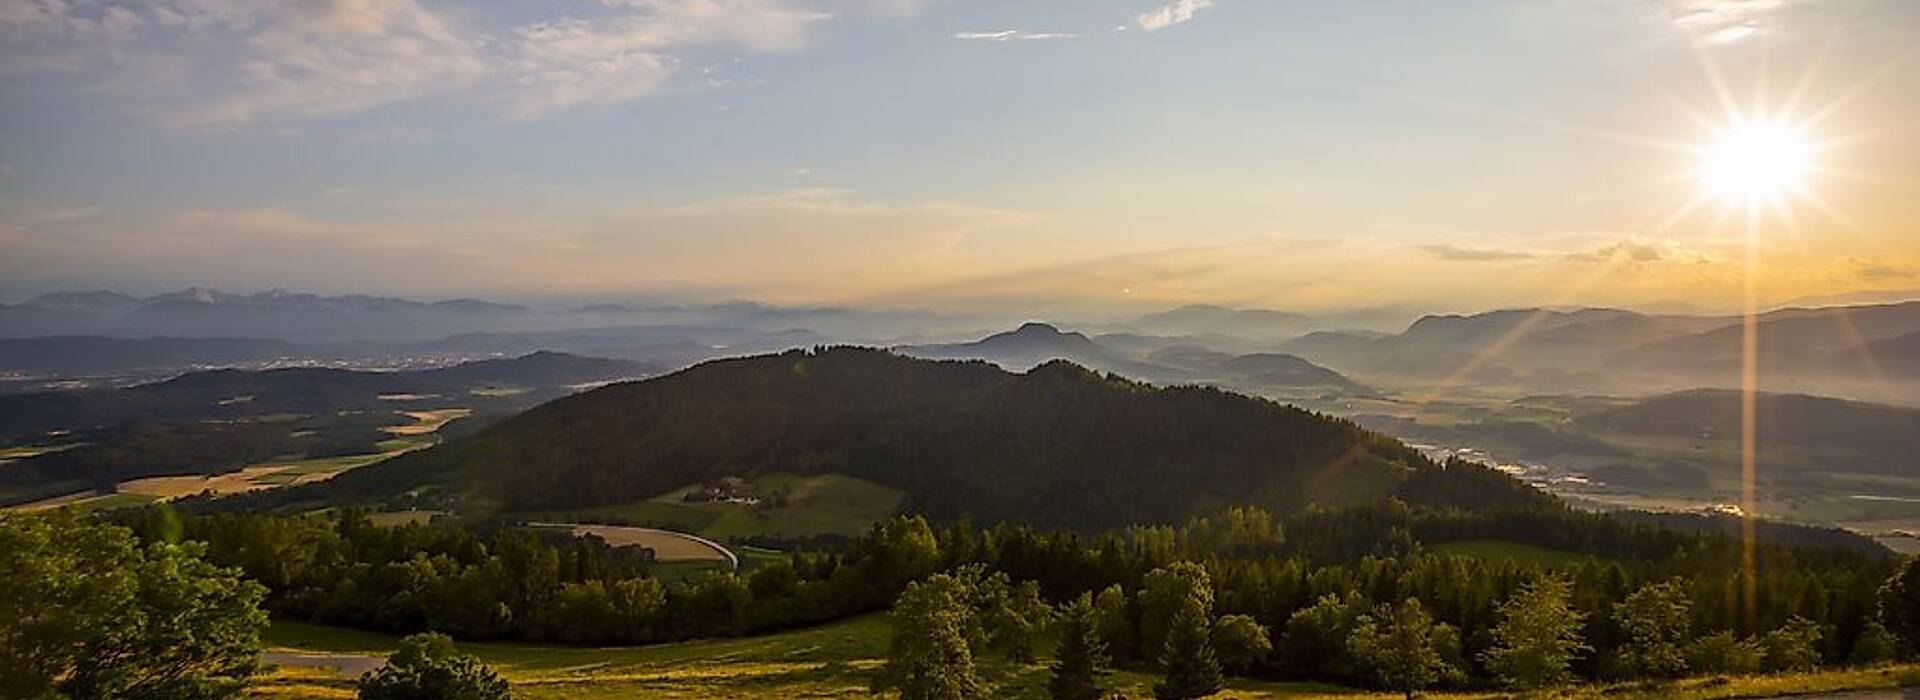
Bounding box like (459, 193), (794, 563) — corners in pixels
(2, 0), (1917, 316)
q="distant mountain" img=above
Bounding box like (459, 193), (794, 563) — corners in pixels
(1573, 389), (1920, 477)
(0, 287), (537, 342)
(295, 347), (1546, 529)
(899, 322), (1195, 383)
(0, 351), (654, 440)
(1277, 302), (1920, 399)
(22, 290), (142, 314)
(0, 336), (302, 375)
(1147, 346), (1366, 393)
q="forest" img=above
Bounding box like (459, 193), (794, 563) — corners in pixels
(64, 471), (1916, 697)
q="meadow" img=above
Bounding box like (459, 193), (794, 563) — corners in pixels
(249, 617), (1920, 700)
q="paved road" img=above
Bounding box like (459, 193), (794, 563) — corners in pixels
(261, 652), (385, 677)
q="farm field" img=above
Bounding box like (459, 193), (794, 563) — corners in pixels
(2, 411), (452, 514)
(249, 618), (1920, 700)
(513, 473), (907, 541)
(532, 523), (737, 565)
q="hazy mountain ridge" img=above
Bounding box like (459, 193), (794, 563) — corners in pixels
(1281, 300), (1920, 400)
(0, 351), (653, 440)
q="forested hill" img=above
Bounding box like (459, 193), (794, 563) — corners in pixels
(316, 346), (1547, 530)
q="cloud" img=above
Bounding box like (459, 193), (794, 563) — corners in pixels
(6, 0), (864, 126)
(954, 30), (1080, 42)
(161, 0), (488, 126)
(1417, 243), (1536, 262)
(1137, 0), (1212, 31)
(498, 1), (827, 120)
(1566, 239), (1667, 263)
(1657, 0), (1790, 43)
(1849, 258), (1918, 281)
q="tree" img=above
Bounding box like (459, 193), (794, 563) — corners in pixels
(356, 633), (510, 700)
(1210, 614), (1271, 675)
(0, 512), (267, 700)
(1849, 621), (1898, 666)
(1050, 594), (1108, 700)
(1139, 562), (1212, 668)
(1347, 598), (1458, 700)
(1612, 580), (1693, 679)
(1480, 576), (1589, 689)
(981, 575), (1052, 663)
(1093, 585), (1138, 664)
(1686, 632), (1762, 675)
(1278, 592), (1368, 682)
(1760, 616), (1823, 673)
(876, 575), (986, 700)
(1153, 591), (1224, 700)
(1878, 557), (1920, 658)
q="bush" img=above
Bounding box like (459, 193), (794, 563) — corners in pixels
(1760, 617), (1823, 674)
(1686, 632), (1762, 675)
(357, 633), (510, 700)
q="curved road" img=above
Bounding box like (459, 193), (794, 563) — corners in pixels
(527, 522), (740, 569)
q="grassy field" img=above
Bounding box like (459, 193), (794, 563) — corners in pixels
(535, 524), (735, 563)
(251, 617), (1920, 700)
(3, 411), (451, 515)
(512, 473), (907, 541)
(1431, 539), (1593, 567)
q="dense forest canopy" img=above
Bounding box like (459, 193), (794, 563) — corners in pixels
(296, 347), (1538, 530)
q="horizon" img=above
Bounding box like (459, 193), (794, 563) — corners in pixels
(3, 0), (1918, 314)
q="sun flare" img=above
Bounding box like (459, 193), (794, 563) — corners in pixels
(1697, 116), (1814, 203)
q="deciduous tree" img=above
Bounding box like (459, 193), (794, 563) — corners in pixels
(1481, 576), (1589, 688)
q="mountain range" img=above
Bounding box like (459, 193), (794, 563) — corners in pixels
(0, 351), (652, 441)
(897, 322), (1366, 395)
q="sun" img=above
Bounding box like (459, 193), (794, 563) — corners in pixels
(1697, 116), (1814, 203)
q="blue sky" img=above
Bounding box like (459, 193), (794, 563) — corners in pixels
(1, 0), (1916, 315)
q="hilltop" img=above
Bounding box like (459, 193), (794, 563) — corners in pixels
(301, 347), (1538, 530)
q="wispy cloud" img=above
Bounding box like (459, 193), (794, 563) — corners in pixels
(1136, 0), (1213, 31)
(1658, 0), (1791, 43)
(954, 29), (1080, 42)
(4, 0), (904, 126)
(1417, 243), (1536, 262)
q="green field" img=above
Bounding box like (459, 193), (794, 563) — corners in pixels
(512, 473), (907, 541)
(252, 617), (1920, 700)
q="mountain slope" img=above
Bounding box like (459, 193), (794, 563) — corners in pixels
(897, 323), (1196, 383)
(1573, 389), (1920, 476)
(0, 351), (654, 439)
(314, 347), (1544, 530)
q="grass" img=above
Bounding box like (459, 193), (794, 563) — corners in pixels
(511, 473), (907, 542)
(256, 616), (1920, 699)
(1432, 540), (1592, 567)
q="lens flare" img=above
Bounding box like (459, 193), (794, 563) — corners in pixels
(1698, 117), (1814, 202)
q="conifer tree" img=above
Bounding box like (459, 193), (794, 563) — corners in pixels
(1050, 593), (1108, 700)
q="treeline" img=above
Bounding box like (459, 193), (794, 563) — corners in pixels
(128, 495), (1908, 675)
(123, 507), (947, 645)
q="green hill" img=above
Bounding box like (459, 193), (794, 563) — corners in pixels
(294, 347), (1541, 530)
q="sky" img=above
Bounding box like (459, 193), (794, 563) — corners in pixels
(0, 0), (1916, 316)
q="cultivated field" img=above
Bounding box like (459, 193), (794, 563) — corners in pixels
(532, 523), (737, 567)
(512, 473), (907, 541)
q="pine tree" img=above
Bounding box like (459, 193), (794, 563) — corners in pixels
(1153, 591), (1224, 700)
(1481, 576), (1590, 688)
(1050, 593), (1108, 700)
